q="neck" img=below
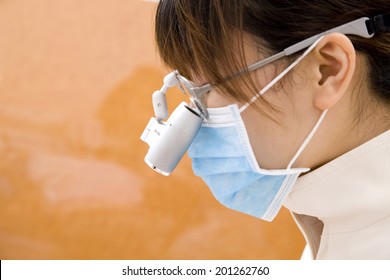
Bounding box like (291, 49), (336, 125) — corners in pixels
(296, 92), (390, 171)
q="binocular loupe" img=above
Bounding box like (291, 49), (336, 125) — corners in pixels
(140, 72), (206, 176)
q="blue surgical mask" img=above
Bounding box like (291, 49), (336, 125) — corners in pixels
(188, 36), (327, 222)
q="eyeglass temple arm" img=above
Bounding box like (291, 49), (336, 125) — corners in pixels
(192, 52), (284, 95)
(285, 17), (373, 55)
(193, 16), (384, 96)
(247, 17), (374, 73)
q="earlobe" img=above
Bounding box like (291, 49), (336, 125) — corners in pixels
(311, 33), (356, 111)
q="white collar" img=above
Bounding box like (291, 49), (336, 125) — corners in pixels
(284, 130), (390, 233)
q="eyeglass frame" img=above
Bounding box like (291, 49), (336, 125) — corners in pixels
(173, 16), (377, 119)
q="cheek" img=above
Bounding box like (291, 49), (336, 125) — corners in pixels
(242, 111), (278, 169)
(242, 104), (299, 170)
(205, 91), (240, 108)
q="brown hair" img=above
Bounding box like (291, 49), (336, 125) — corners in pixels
(155, 0), (390, 107)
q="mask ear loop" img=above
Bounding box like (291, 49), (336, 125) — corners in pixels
(239, 35), (325, 113)
(286, 109), (328, 170)
(237, 36), (328, 171)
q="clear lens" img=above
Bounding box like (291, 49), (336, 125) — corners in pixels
(176, 75), (209, 119)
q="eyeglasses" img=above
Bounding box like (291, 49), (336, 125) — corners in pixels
(174, 16), (381, 119)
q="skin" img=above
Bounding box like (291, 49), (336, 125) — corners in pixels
(203, 33), (390, 171)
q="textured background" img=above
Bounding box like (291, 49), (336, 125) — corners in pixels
(0, 0), (305, 259)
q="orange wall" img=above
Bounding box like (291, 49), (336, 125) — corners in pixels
(0, 0), (305, 259)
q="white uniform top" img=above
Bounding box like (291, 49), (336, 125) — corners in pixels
(284, 129), (390, 259)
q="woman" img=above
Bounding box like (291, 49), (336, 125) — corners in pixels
(153, 1), (390, 259)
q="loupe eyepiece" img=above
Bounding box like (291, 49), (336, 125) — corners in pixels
(140, 102), (203, 175)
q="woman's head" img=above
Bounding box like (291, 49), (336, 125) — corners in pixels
(155, 1), (390, 170)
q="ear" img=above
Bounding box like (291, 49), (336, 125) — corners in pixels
(310, 33), (356, 110)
